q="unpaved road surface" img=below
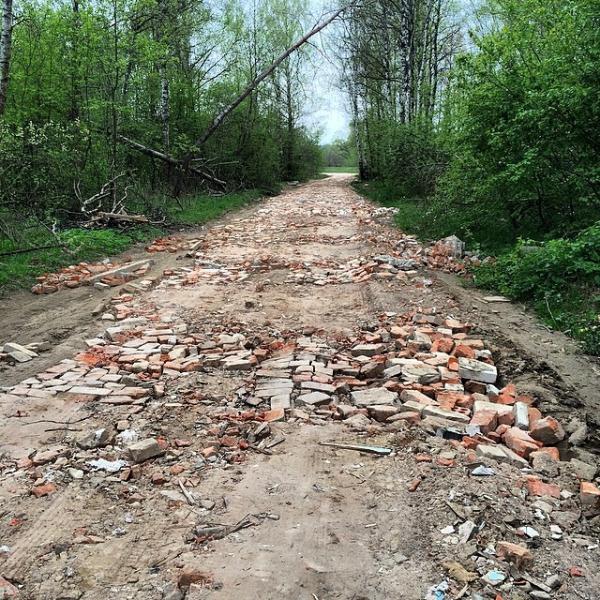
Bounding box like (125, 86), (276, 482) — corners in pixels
(0, 175), (599, 600)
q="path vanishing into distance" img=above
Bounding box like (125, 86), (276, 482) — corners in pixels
(0, 175), (599, 600)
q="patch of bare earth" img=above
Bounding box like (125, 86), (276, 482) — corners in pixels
(0, 174), (598, 600)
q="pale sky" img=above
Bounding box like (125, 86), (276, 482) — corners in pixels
(300, 1), (352, 144)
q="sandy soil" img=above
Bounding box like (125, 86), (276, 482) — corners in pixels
(0, 175), (598, 600)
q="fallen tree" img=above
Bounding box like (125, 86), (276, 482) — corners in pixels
(119, 5), (351, 190)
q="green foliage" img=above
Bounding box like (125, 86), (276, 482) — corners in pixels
(473, 224), (600, 354)
(353, 180), (433, 238)
(168, 190), (262, 225)
(0, 227), (156, 290)
(435, 0), (600, 241)
(321, 137), (357, 169)
(0, 0), (321, 225)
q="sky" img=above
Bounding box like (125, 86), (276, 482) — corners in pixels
(300, 1), (352, 144)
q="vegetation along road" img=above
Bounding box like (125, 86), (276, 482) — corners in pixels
(0, 0), (599, 598)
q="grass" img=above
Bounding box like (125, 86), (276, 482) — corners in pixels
(168, 190), (262, 226)
(322, 165), (358, 174)
(0, 190), (262, 292)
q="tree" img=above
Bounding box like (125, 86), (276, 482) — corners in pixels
(0, 0), (13, 115)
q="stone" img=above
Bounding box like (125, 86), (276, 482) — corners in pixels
(76, 428), (113, 450)
(530, 451), (559, 477)
(298, 391), (331, 406)
(401, 401), (425, 418)
(402, 364), (441, 385)
(529, 417), (565, 445)
(351, 387), (397, 407)
(32, 449), (61, 465)
(475, 444), (528, 468)
(270, 394), (291, 410)
(422, 406), (470, 424)
(568, 422), (588, 446)
(4, 342), (38, 363)
(300, 381), (335, 394)
(383, 364), (403, 379)
(496, 541), (533, 569)
(127, 438), (164, 463)
(569, 458), (597, 481)
(351, 343), (386, 357)
(513, 402), (529, 430)
(367, 405), (399, 422)
(458, 357), (497, 384)
(67, 386), (112, 397)
(400, 389), (435, 406)
(344, 413), (372, 431)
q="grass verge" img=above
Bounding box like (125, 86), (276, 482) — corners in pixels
(0, 190), (262, 292)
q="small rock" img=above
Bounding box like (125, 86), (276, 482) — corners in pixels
(344, 413), (372, 431)
(76, 428), (112, 450)
(457, 357), (497, 384)
(351, 387), (397, 407)
(127, 438), (164, 463)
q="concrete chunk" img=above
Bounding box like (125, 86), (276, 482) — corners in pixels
(351, 387), (397, 407)
(458, 357), (497, 384)
(298, 391), (331, 406)
(127, 438), (164, 463)
(422, 406), (470, 423)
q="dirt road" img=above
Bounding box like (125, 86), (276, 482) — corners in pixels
(0, 175), (598, 599)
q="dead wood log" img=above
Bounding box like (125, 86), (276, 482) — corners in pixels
(117, 134), (227, 189)
(93, 212), (149, 224)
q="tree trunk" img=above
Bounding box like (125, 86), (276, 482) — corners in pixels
(159, 61), (170, 152)
(0, 0), (14, 116)
(191, 4), (350, 151)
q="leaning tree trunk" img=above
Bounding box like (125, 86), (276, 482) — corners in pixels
(0, 0), (14, 116)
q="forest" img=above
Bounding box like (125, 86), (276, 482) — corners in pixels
(340, 0), (600, 353)
(0, 0), (323, 276)
(1, 0), (599, 351)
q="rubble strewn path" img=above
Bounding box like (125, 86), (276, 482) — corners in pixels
(1, 174), (599, 600)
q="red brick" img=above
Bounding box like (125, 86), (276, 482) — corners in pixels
(454, 345), (475, 359)
(263, 408), (285, 422)
(525, 476), (560, 498)
(528, 407), (542, 425)
(415, 453), (432, 463)
(529, 417), (565, 445)
(496, 541), (533, 569)
(432, 338), (454, 353)
(31, 483), (57, 497)
(470, 410), (498, 434)
(503, 427), (540, 458)
(497, 393), (517, 406)
(495, 424), (510, 436)
(580, 482), (600, 507)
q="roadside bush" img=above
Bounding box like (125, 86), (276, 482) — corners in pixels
(473, 223), (600, 354)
